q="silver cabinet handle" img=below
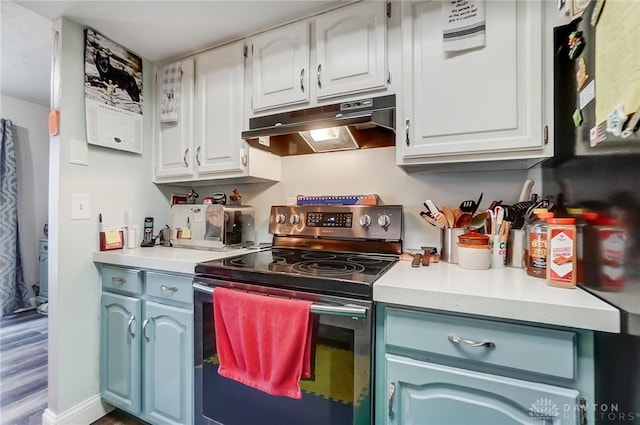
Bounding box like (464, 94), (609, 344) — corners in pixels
(405, 118), (410, 146)
(142, 318), (150, 342)
(448, 334), (495, 348)
(112, 277), (127, 285)
(300, 68), (305, 92)
(388, 382), (396, 419)
(161, 285), (179, 292)
(195, 146), (201, 166)
(183, 148), (189, 167)
(317, 64), (322, 89)
(127, 315), (135, 338)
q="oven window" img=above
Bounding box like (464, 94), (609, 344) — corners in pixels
(200, 303), (370, 425)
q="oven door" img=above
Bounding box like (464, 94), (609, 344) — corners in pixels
(194, 280), (373, 425)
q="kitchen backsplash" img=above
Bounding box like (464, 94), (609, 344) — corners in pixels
(173, 147), (539, 250)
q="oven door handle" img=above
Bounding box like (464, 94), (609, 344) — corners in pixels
(193, 283), (368, 318)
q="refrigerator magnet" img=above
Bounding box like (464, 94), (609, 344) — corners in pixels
(606, 104), (628, 136)
(568, 31), (585, 60)
(576, 58), (589, 91)
(590, 123), (608, 147)
(572, 109), (583, 127)
(620, 106), (640, 139)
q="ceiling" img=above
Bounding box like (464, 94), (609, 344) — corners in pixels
(1, 0), (345, 107)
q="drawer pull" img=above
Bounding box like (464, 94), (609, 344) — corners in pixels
(112, 277), (127, 284)
(388, 382), (396, 419)
(448, 334), (495, 348)
(161, 285), (179, 292)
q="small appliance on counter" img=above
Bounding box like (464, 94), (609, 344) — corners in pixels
(169, 203), (255, 250)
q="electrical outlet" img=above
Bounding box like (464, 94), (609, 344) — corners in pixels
(71, 193), (91, 220)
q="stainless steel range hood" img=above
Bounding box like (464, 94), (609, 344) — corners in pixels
(242, 95), (395, 156)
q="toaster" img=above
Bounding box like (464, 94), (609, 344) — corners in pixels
(169, 204), (255, 250)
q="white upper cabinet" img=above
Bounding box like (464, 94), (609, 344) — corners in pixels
(154, 42), (281, 184)
(195, 42), (245, 174)
(248, 1), (388, 113)
(399, 0), (545, 165)
(155, 59), (195, 179)
(315, 0), (387, 100)
(251, 21), (310, 111)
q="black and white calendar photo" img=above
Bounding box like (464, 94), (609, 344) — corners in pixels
(84, 28), (143, 154)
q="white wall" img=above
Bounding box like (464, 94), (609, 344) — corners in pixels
(185, 147), (540, 251)
(0, 95), (50, 302)
(44, 18), (173, 423)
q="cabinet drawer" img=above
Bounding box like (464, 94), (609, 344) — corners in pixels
(146, 272), (192, 306)
(385, 308), (577, 380)
(102, 265), (142, 295)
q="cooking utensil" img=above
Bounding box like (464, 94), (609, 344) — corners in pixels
(470, 211), (488, 229)
(421, 246), (437, 266)
(460, 192), (483, 215)
(454, 212), (473, 228)
(425, 199), (448, 227)
(441, 205), (455, 228)
(472, 192), (483, 214)
(518, 179), (535, 202)
(420, 211), (444, 228)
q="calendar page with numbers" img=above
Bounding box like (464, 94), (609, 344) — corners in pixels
(84, 28), (143, 154)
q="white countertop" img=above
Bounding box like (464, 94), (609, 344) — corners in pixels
(92, 246), (250, 274)
(93, 247), (621, 333)
(374, 261), (621, 333)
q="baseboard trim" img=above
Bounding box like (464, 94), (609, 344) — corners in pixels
(42, 394), (113, 425)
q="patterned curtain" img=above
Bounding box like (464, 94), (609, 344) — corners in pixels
(0, 119), (29, 317)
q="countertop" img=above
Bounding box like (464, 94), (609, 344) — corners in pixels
(93, 247), (621, 333)
(92, 246), (250, 274)
(374, 260), (621, 333)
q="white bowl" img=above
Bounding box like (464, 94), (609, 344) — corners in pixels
(457, 243), (491, 270)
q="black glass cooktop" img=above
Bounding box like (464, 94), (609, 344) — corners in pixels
(195, 248), (398, 299)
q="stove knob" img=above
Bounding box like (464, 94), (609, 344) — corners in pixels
(276, 213), (287, 224)
(290, 214), (300, 225)
(359, 214), (372, 228)
(377, 214), (391, 229)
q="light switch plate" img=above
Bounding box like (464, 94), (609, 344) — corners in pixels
(71, 193), (91, 220)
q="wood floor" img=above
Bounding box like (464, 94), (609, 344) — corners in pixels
(0, 309), (147, 425)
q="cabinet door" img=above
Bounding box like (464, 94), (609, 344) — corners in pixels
(385, 354), (580, 425)
(143, 301), (193, 425)
(195, 42), (245, 175)
(315, 1), (387, 99)
(401, 1), (543, 159)
(251, 21), (310, 110)
(101, 292), (142, 415)
(156, 59), (195, 179)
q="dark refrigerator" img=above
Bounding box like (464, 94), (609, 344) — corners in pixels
(545, 1), (640, 423)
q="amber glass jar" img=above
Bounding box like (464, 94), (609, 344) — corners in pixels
(527, 211), (554, 278)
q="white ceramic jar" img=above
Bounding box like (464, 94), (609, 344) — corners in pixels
(457, 229), (491, 270)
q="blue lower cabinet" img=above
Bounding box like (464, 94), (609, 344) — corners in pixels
(101, 292), (142, 415)
(143, 301), (193, 425)
(376, 304), (594, 425)
(385, 353), (580, 425)
(99, 266), (194, 424)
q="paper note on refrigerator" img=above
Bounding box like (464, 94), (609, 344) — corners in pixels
(595, 0), (640, 124)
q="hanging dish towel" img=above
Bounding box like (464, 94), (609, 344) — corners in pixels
(213, 288), (313, 399)
(160, 62), (181, 123)
(442, 0), (486, 52)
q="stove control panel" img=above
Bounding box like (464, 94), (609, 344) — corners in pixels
(269, 205), (402, 240)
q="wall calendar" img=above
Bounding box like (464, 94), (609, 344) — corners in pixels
(84, 28), (143, 154)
